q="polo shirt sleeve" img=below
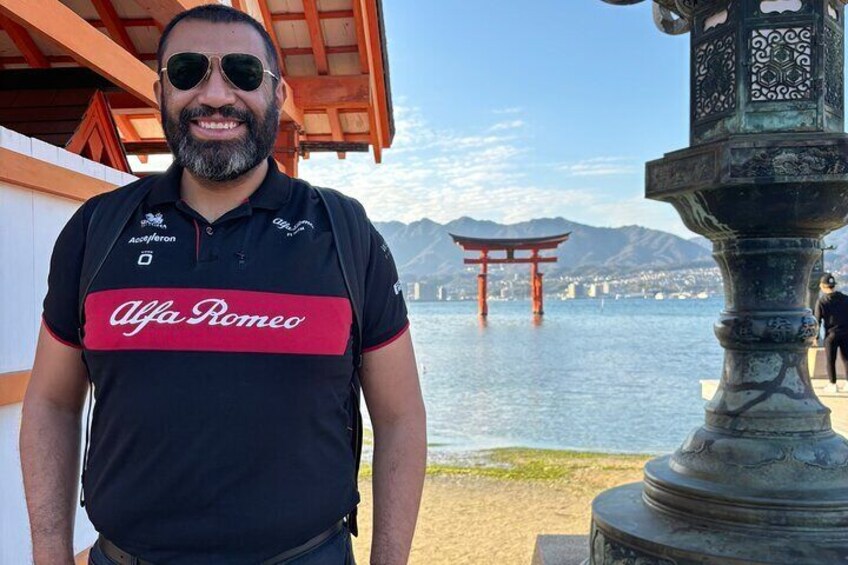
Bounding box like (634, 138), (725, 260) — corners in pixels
(361, 222), (409, 352)
(41, 202), (88, 348)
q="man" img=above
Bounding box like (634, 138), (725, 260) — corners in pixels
(20, 5), (426, 564)
(815, 272), (848, 393)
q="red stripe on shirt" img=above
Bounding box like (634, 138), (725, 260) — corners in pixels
(83, 288), (352, 355)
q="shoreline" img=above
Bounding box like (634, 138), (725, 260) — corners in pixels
(355, 447), (651, 564)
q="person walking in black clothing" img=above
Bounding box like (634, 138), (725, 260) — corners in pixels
(815, 273), (848, 392)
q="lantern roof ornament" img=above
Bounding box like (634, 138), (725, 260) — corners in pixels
(602, 0), (848, 35)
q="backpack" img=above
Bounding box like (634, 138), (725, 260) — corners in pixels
(77, 174), (369, 536)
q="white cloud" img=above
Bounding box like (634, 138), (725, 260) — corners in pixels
(559, 156), (637, 177)
(488, 120), (525, 132)
(298, 108), (693, 237)
(492, 107), (523, 114)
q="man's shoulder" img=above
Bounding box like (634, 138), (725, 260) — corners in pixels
(291, 178), (363, 206)
(291, 178), (369, 223)
(84, 174), (159, 210)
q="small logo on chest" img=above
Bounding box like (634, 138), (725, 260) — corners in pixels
(273, 218), (314, 238)
(141, 212), (167, 229)
(128, 232), (176, 245)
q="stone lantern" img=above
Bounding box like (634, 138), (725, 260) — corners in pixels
(592, 0), (848, 562)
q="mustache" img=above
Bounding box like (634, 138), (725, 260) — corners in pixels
(180, 105), (253, 123)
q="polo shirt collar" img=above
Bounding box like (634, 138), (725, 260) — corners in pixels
(147, 157), (292, 211)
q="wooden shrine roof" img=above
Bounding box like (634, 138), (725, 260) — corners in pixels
(0, 0), (394, 172)
(450, 233), (572, 252)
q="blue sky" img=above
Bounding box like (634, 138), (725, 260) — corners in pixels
(300, 1), (699, 237)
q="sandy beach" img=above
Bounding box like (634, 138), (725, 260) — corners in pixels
(352, 449), (651, 564)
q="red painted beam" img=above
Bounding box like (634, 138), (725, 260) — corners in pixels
(0, 13), (49, 68)
(90, 0), (139, 56)
(463, 257), (558, 265)
(271, 9), (353, 21)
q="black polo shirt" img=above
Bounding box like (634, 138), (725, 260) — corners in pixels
(42, 159), (408, 564)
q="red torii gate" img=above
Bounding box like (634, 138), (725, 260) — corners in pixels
(450, 233), (571, 317)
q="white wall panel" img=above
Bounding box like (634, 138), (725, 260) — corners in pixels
(0, 184), (35, 373)
(1, 129), (127, 562)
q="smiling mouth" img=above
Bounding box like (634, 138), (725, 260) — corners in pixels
(192, 119), (243, 131)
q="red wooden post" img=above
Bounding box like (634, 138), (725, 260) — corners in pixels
(478, 250), (488, 317)
(531, 249), (543, 315)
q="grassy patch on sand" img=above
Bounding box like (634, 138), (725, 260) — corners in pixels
(359, 447), (648, 481)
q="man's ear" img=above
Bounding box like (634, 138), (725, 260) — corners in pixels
(275, 78), (285, 111)
(154, 78), (162, 110)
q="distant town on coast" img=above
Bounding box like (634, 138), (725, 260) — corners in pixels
(380, 216), (848, 302)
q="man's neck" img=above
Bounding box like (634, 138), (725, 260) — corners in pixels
(180, 159), (269, 223)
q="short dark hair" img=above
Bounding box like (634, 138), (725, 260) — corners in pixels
(157, 4), (280, 78)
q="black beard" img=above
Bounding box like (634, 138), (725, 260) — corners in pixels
(161, 97), (280, 182)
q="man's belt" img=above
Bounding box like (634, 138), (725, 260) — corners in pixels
(97, 520), (345, 565)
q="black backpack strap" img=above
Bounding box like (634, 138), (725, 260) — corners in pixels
(79, 177), (155, 327)
(76, 176), (155, 506)
(313, 184), (371, 537)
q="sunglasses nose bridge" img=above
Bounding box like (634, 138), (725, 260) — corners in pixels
(195, 56), (239, 104)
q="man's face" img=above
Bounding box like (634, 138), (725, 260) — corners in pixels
(156, 20), (282, 182)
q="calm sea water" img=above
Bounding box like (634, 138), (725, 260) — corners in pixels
(392, 297), (726, 455)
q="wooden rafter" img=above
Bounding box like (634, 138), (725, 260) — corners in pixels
(326, 107), (346, 159)
(236, 0), (289, 77)
(113, 114), (148, 164)
(271, 10), (353, 22)
(302, 0), (329, 75)
(0, 0), (158, 107)
(0, 12), (49, 68)
(106, 91), (156, 113)
(282, 45), (358, 56)
(86, 17), (157, 28)
(131, 0), (209, 29)
(0, 53), (156, 66)
(289, 75), (369, 110)
(350, 0), (369, 73)
(90, 0), (138, 56)
(354, 0), (391, 160)
(302, 133), (370, 143)
(366, 106), (381, 163)
(123, 139), (169, 154)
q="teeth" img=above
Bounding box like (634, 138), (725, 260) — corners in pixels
(197, 121), (239, 130)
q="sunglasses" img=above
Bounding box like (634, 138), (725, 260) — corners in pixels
(161, 52), (279, 92)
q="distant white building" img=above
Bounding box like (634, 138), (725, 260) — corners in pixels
(412, 282), (438, 301)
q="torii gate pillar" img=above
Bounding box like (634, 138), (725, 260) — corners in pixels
(531, 250), (543, 316)
(477, 251), (488, 317)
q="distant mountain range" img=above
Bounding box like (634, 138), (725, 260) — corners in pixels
(373, 217), (714, 279)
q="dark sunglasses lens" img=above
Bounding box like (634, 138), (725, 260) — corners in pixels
(222, 54), (265, 91)
(167, 53), (209, 90)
